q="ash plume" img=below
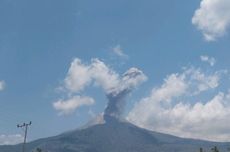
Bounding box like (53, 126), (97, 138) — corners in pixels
(104, 68), (147, 122)
(56, 58), (147, 121)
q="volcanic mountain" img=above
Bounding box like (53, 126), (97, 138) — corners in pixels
(1, 68), (229, 152)
(1, 116), (230, 152)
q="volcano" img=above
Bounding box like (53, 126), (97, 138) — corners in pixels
(1, 116), (230, 152)
(1, 67), (229, 151)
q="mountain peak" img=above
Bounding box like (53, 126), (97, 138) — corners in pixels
(1, 120), (229, 152)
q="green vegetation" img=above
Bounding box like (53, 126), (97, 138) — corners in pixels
(198, 146), (230, 152)
(33, 148), (42, 152)
(211, 146), (219, 152)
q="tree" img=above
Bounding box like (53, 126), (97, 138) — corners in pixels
(199, 147), (203, 152)
(33, 148), (42, 152)
(211, 146), (219, 152)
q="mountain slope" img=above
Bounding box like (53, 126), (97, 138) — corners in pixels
(1, 118), (230, 152)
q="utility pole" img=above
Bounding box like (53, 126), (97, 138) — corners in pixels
(17, 121), (32, 152)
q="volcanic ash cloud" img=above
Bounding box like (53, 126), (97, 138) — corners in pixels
(55, 58), (147, 121)
(104, 68), (147, 122)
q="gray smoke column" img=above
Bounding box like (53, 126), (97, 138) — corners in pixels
(104, 68), (147, 122)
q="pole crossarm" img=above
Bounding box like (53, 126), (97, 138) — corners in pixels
(17, 121), (32, 152)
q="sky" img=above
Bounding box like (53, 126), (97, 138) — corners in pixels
(0, 0), (230, 145)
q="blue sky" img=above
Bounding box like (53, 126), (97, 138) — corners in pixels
(0, 0), (230, 144)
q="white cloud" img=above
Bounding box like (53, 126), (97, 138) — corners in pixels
(63, 58), (147, 95)
(127, 67), (229, 141)
(53, 96), (95, 115)
(0, 134), (23, 145)
(152, 73), (187, 102)
(0, 81), (5, 91)
(64, 59), (92, 93)
(64, 58), (120, 94)
(90, 58), (120, 93)
(200, 55), (216, 66)
(192, 0), (230, 41)
(54, 58), (146, 115)
(129, 92), (230, 141)
(184, 67), (222, 94)
(112, 45), (128, 58)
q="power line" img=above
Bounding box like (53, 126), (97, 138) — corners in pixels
(17, 121), (32, 152)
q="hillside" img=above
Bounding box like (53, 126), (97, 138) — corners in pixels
(1, 117), (230, 152)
